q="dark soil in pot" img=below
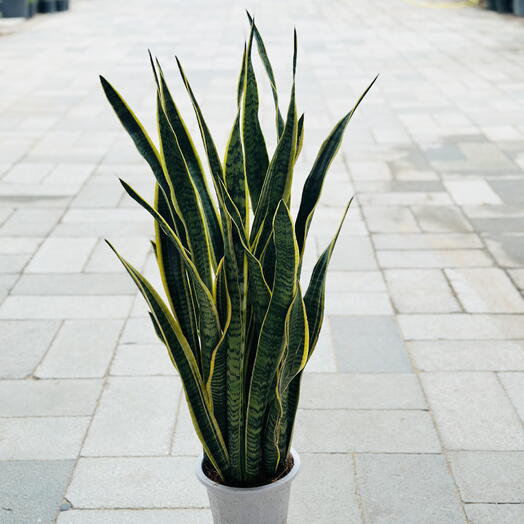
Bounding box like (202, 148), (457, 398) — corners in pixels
(202, 454), (295, 488)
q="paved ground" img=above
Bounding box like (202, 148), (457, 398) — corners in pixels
(1, 0), (524, 522)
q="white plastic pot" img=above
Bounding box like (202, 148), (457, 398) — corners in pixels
(196, 448), (301, 524)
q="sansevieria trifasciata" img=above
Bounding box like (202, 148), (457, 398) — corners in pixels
(101, 13), (376, 486)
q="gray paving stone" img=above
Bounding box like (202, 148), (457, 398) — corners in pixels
(318, 236), (377, 271)
(484, 233), (524, 267)
(306, 319), (338, 372)
(373, 233), (481, 250)
(0, 319), (60, 378)
(444, 180), (502, 206)
(325, 271), (386, 293)
(70, 183), (124, 209)
(25, 238), (98, 273)
(294, 410), (440, 453)
(377, 249), (492, 268)
(449, 451), (524, 502)
(462, 204), (524, 220)
(472, 217), (524, 233)
(12, 272), (135, 295)
(408, 340), (524, 371)
(385, 269), (460, 313)
(171, 399), (202, 457)
(300, 373), (426, 410)
(326, 292), (393, 315)
(110, 344), (175, 376)
(57, 509), (213, 524)
(498, 372), (524, 423)
(1, 0), (524, 517)
(0, 417), (90, 459)
(424, 143), (466, 163)
(0, 379), (102, 417)
(421, 372), (524, 450)
(82, 376), (180, 456)
(0, 253), (31, 273)
(411, 205), (473, 233)
(0, 295), (133, 319)
(489, 179), (524, 204)
(120, 317), (160, 345)
(331, 315), (411, 372)
(362, 206), (420, 233)
(0, 460), (74, 524)
(0, 237), (41, 254)
(0, 273), (17, 303)
(509, 268), (524, 290)
(84, 238), (151, 273)
(36, 319), (123, 378)
(289, 453), (361, 524)
(67, 457), (208, 508)
(348, 160), (391, 181)
(465, 503), (524, 524)
(398, 314), (511, 340)
(446, 268), (524, 313)
(359, 192), (452, 206)
(355, 454), (466, 524)
(0, 208), (62, 236)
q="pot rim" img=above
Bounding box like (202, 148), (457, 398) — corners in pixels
(195, 448), (300, 494)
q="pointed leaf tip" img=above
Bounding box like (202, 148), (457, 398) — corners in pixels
(292, 29), (298, 77)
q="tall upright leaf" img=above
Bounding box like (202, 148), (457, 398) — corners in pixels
(245, 202), (298, 481)
(155, 60), (223, 263)
(106, 242), (229, 478)
(241, 23), (270, 210)
(246, 11), (284, 136)
(295, 76), (377, 257)
(158, 96), (214, 289)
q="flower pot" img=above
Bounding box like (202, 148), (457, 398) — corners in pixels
(55, 0), (69, 11)
(196, 448), (301, 524)
(1, 0), (28, 18)
(37, 0), (56, 13)
(495, 0), (513, 11)
(514, 0), (524, 15)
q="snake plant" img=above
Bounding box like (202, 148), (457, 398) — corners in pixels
(101, 15), (375, 487)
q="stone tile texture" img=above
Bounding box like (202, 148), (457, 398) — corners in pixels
(1, 0), (524, 521)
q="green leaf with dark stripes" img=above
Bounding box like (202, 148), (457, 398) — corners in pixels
(175, 58), (225, 201)
(158, 96), (214, 289)
(295, 76), (377, 257)
(241, 23), (269, 210)
(246, 11), (284, 136)
(304, 199), (352, 356)
(250, 32), (298, 254)
(223, 215), (246, 481)
(154, 185), (200, 357)
(99, 76), (175, 222)
(295, 113), (304, 162)
(224, 111), (247, 227)
(245, 201), (298, 481)
(155, 60), (223, 263)
(106, 241), (229, 478)
(120, 180), (221, 381)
